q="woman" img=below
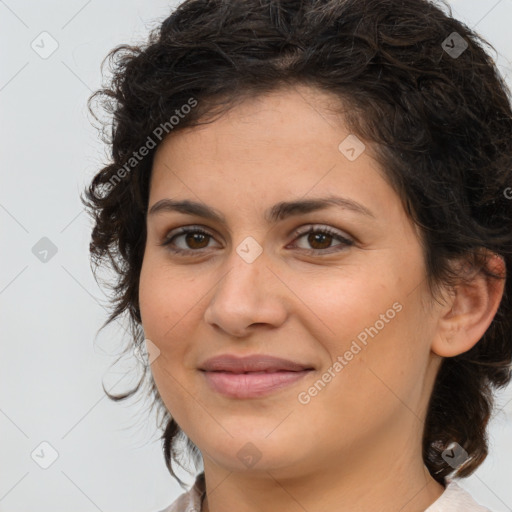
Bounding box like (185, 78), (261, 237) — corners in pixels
(83, 0), (512, 510)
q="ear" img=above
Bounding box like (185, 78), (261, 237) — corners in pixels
(431, 252), (506, 358)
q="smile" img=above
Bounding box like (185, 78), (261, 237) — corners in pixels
(201, 369), (313, 398)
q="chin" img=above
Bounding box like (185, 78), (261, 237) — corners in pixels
(199, 433), (305, 473)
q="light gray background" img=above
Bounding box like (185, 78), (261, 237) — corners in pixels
(1, 1), (511, 511)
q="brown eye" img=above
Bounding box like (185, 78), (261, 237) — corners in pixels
(182, 231), (210, 249)
(160, 227), (218, 254)
(305, 231), (333, 250)
(292, 225), (354, 254)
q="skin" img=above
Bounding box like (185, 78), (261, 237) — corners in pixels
(139, 84), (504, 512)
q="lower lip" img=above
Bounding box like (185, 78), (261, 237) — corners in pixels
(201, 370), (313, 398)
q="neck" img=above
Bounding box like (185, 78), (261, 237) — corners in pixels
(202, 465), (444, 512)
(200, 429), (445, 512)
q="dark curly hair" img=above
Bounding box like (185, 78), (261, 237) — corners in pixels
(82, 0), (512, 487)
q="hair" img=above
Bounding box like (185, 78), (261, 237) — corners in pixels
(82, 0), (512, 487)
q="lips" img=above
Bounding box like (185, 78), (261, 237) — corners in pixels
(199, 354), (314, 398)
(199, 354), (313, 372)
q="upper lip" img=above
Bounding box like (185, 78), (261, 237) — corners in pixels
(199, 354), (314, 373)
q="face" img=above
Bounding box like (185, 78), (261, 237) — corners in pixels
(139, 85), (444, 479)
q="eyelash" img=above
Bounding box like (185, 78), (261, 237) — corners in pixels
(159, 225), (354, 256)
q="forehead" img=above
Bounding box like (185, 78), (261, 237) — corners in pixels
(148, 86), (401, 225)
(153, 87), (372, 177)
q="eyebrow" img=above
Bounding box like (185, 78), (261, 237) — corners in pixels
(148, 195), (375, 223)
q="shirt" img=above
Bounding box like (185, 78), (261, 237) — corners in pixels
(157, 473), (492, 512)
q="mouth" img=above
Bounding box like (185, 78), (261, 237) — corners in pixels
(198, 354), (315, 399)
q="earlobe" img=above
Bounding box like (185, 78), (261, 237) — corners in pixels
(431, 253), (505, 358)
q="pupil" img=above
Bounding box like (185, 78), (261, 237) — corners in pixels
(309, 233), (331, 249)
(187, 233), (207, 248)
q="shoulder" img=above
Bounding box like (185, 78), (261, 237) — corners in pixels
(156, 473), (205, 512)
(425, 479), (493, 512)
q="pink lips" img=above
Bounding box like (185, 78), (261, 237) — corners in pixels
(199, 354), (314, 398)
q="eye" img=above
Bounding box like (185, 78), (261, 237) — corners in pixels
(159, 226), (218, 255)
(289, 225), (354, 254)
(159, 224), (354, 256)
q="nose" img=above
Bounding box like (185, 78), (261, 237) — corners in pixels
(203, 246), (288, 338)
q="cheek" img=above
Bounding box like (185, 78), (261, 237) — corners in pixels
(138, 256), (205, 394)
(295, 263), (428, 391)
(138, 262), (196, 421)
(291, 267), (405, 349)
(138, 254), (159, 329)
(298, 299), (429, 443)
(138, 255), (196, 341)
